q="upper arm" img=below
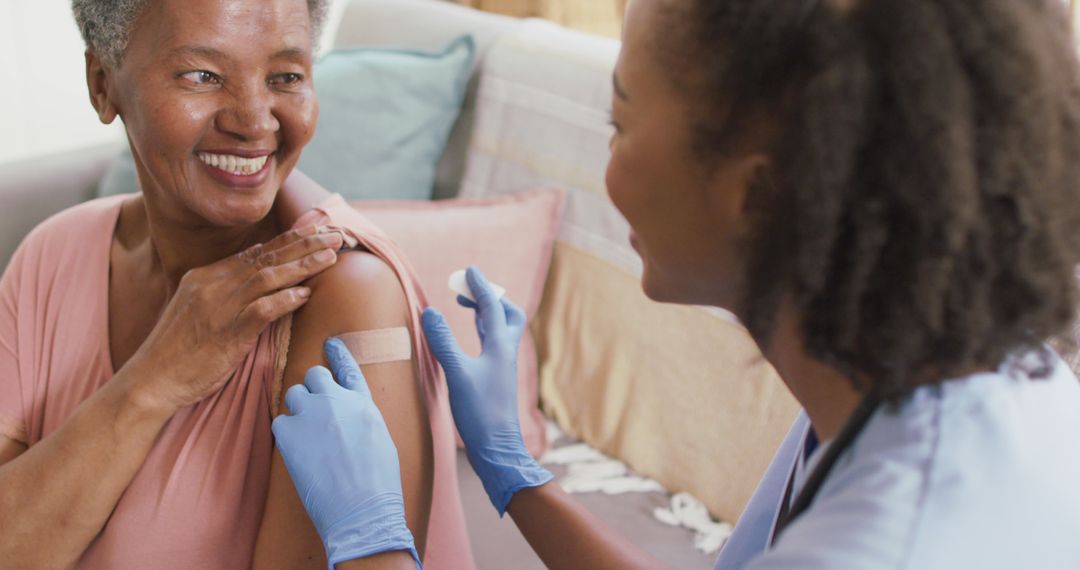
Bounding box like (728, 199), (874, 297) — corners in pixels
(252, 251), (434, 569)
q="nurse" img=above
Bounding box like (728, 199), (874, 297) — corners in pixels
(272, 0), (1080, 567)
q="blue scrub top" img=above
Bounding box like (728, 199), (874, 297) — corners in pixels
(716, 351), (1080, 570)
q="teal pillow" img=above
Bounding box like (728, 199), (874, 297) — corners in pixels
(98, 35), (474, 200)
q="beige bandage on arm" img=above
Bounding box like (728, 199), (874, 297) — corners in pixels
(337, 327), (413, 365)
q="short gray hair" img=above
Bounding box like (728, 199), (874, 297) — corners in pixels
(72, 0), (330, 68)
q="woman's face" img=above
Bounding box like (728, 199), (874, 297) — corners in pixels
(606, 0), (767, 310)
(98, 0), (318, 228)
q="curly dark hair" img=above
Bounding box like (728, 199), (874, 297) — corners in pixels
(663, 0), (1080, 402)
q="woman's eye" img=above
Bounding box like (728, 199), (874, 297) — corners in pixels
(181, 70), (220, 85)
(270, 73), (304, 86)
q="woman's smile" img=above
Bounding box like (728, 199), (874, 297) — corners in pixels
(196, 150), (277, 189)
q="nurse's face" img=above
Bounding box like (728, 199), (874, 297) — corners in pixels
(91, 0), (318, 228)
(606, 0), (768, 311)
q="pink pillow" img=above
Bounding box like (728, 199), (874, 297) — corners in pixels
(355, 188), (566, 458)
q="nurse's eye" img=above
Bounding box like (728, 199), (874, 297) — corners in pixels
(180, 70), (221, 86)
(607, 109), (622, 134)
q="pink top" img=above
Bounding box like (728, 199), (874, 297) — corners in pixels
(0, 194), (474, 569)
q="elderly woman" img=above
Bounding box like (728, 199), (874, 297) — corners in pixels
(0, 0), (471, 568)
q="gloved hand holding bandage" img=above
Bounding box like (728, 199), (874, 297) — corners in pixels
(271, 338), (421, 569)
(422, 267), (553, 516)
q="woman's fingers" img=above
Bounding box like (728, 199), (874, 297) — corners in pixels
(259, 231), (344, 267)
(236, 286), (312, 334)
(243, 248), (337, 299)
(135, 228), (343, 412)
(226, 227), (342, 277)
(260, 224), (319, 252)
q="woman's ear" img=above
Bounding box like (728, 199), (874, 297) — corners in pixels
(85, 50), (120, 125)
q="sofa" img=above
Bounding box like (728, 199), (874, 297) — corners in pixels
(0, 0), (802, 566)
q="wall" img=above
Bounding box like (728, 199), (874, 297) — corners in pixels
(3, 0), (1078, 167)
(0, 1), (124, 166)
(0, 0), (348, 168)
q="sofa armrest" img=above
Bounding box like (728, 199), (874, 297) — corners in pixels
(0, 144), (120, 269)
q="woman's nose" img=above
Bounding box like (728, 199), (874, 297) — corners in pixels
(215, 87), (281, 142)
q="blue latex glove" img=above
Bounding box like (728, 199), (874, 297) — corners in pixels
(271, 338), (421, 569)
(421, 266), (553, 516)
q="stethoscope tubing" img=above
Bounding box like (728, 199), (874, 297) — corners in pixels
(771, 389), (883, 545)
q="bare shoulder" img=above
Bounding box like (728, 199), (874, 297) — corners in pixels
(298, 249), (411, 335)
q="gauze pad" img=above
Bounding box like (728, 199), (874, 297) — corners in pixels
(448, 269), (507, 302)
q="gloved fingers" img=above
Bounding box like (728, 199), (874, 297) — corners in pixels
(466, 266), (508, 338)
(422, 307), (468, 372)
(474, 308), (487, 346)
(457, 295), (479, 310)
(270, 413), (294, 443)
(502, 298), (527, 333)
(284, 383), (311, 415)
(304, 365), (339, 395)
(324, 338), (370, 397)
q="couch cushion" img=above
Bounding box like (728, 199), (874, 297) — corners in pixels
(332, 0), (521, 200)
(456, 18), (801, 524)
(356, 188), (566, 457)
(298, 36), (474, 200)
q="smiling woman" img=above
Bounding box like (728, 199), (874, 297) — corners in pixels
(0, 0), (470, 568)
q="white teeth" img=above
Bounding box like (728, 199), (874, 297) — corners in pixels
(197, 152), (270, 176)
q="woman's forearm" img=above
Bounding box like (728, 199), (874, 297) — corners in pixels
(507, 482), (670, 569)
(0, 361), (175, 567)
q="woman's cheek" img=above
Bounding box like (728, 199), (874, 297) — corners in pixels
(287, 91), (319, 149)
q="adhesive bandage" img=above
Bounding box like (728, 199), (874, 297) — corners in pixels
(448, 269), (507, 302)
(337, 327), (413, 365)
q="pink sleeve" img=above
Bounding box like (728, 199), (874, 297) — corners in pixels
(0, 244), (27, 444)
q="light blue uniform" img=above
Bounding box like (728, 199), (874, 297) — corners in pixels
(717, 351), (1080, 570)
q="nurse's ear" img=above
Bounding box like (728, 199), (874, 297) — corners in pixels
(84, 49), (121, 125)
(714, 152), (775, 238)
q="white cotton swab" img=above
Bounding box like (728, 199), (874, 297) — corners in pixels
(448, 269), (507, 303)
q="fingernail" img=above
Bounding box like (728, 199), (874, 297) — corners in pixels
(297, 287), (312, 299)
(314, 249), (336, 263)
(298, 225), (318, 237)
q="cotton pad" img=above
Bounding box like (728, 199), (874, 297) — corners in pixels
(449, 269), (507, 302)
